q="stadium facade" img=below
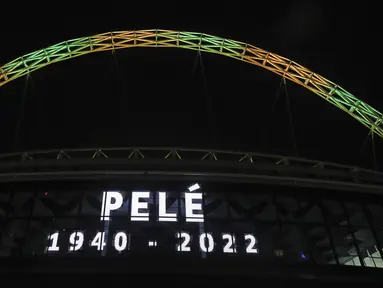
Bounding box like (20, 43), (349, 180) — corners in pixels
(0, 148), (383, 284)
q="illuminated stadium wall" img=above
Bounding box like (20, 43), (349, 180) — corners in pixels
(1, 180), (383, 269)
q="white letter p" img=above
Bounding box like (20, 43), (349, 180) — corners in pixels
(101, 191), (123, 221)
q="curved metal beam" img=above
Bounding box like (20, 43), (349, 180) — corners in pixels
(0, 30), (381, 138)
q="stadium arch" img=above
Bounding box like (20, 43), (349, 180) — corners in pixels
(0, 29), (381, 138)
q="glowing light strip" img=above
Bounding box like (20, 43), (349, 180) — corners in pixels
(0, 29), (381, 138)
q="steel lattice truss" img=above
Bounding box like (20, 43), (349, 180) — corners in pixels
(0, 30), (381, 138)
(0, 147), (382, 194)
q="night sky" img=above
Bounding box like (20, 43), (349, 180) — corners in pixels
(0, 1), (374, 168)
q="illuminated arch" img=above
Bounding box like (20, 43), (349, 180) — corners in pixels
(0, 29), (381, 138)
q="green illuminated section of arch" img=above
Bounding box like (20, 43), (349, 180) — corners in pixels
(0, 29), (381, 138)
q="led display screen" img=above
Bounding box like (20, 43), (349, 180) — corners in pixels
(43, 188), (259, 257)
(2, 180), (383, 270)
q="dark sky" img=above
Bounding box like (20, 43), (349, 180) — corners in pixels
(0, 1), (374, 168)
